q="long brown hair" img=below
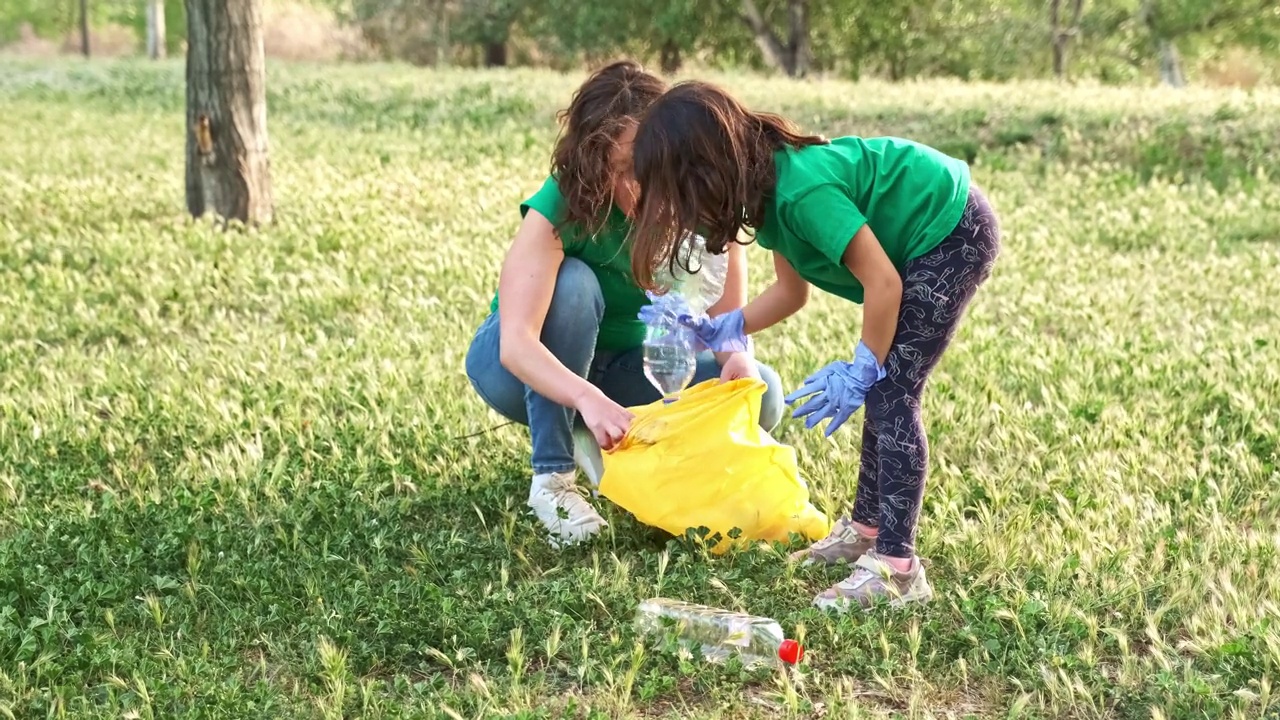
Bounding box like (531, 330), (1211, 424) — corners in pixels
(551, 60), (666, 238)
(629, 81), (826, 290)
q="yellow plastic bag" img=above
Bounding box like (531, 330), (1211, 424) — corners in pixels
(599, 377), (831, 554)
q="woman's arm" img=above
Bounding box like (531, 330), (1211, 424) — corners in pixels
(839, 224), (901, 364)
(496, 210), (625, 418)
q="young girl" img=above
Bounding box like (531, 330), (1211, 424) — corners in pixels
(464, 63), (786, 549)
(630, 81), (1001, 611)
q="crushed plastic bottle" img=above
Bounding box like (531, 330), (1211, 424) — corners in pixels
(635, 597), (803, 670)
(654, 232), (728, 316)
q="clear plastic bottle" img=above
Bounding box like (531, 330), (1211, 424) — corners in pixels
(642, 321), (697, 400)
(643, 233), (727, 400)
(634, 597), (803, 670)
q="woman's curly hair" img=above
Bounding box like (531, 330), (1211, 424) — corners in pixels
(550, 59), (667, 238)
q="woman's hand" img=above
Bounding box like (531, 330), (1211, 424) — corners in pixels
(574, 388), (634, 450)
(719, 352), (761, 382)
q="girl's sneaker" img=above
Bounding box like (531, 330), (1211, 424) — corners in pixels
(813, 551), (933, 612)
(788, 518), (876, 565)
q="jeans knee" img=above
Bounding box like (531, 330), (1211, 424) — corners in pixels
(545, 257), (604, 328)
(756, 361), (785, 433)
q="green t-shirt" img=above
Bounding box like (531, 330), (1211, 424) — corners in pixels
(488, 176), (649, 350)
(758, 136), (971, 304)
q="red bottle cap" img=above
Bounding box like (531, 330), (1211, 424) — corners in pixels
(778, 639), (803, 665)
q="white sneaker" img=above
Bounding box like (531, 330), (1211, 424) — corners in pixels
(528, 471), (608, 547)
(572, 426), (605, 490)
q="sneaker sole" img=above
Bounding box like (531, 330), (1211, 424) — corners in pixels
(790, 552), (867, 566)
(813, 586), (934, 613)
(527, 506), (607, 548)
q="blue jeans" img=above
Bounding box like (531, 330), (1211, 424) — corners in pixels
(465, 257), (784, 474)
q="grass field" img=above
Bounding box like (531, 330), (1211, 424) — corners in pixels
(1, 58), (1279, 719)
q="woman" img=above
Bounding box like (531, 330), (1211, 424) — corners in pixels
(464, 62), (785, 548)
(629, 81), (1001, 610)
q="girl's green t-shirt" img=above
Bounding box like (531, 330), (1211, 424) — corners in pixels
(488, 176), (649, 351)
(757, 136), (972, 304)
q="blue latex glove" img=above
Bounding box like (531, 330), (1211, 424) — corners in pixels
(637, 294), (750, 353)
(637, 291), (693, 327)
(679, 307), (749, 353)
(784, 341), (887, 437)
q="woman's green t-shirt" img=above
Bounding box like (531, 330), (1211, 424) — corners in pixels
(757, 136), (972, 304)
(488, 176), (649, 351)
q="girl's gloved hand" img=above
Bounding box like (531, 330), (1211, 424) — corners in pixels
(679, 308), (748, 353)
(784, 341), (887, 437)
(637, 293), (750, 353)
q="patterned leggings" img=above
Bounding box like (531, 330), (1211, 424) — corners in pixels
(851, 186), (1002, 559)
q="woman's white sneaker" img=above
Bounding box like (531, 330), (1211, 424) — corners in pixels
(528, 471), (608, 547)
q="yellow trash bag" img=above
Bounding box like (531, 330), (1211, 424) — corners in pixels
(599, 377), (832, 554)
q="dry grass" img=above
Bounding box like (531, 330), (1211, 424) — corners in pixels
(262, 0), (372, 63)
(1200, 47), (1275, 89)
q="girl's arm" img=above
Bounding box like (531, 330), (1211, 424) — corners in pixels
(707, 243), (750, 366)
(839, 224), (902, 364)
(497, 210), (632, 445)
(738, 251), (810, 335)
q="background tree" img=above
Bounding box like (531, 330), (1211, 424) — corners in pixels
(147, 0), (166, 59)
(80, 0), (90, 56)
(740, 0), (811, 77)
(454, 0), (524, 67)
(1051, 0), (1086, 78)
(184, 0), (273, 225)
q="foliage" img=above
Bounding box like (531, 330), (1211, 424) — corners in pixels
(1, 58), (1279, 717)
(0, 0), (186, 54)
(322, 0), (1280, 81)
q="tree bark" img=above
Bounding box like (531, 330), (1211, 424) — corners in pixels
(147, 0), (167, 60)
(185, 0), (273, 225)
(79, 0), (90, 57)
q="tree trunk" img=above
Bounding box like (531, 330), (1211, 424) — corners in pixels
(1050, 0), (1064, 77)
(1050, 0), (1083, 78)
(786, 0), (809, 78)
(1140, 0), (1185, 88)
(1157, 38), (1185, 87)
(147, 0), (167, 60)
(740, 0), (809, 77)
(184, 0), (273, 225)
(659, 39), (681, 74)
(79, 0), (90, 57)
(483, 40), (506, 67)
(435, 0), (449, 66)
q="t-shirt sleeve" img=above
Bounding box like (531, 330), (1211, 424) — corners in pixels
(781, 184), (868, 267)
(520, 175), (568, 226)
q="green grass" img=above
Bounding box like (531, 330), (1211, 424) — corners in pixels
(1, 57), (1279, 719)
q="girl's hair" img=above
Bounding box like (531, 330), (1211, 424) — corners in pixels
(551, 59), (666, 238)
(629, 80), (826, 290)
